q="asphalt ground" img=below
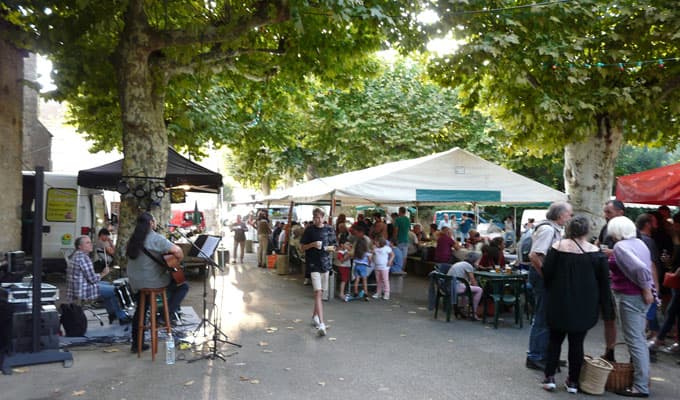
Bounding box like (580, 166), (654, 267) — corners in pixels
(3, 244), (680, 400)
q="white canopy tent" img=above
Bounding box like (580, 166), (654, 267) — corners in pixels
(262, 147), (567, 206)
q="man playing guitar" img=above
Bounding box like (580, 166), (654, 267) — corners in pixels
(126, 212), (189, 352)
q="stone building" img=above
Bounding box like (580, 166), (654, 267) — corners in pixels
(0, 39), (52, 256)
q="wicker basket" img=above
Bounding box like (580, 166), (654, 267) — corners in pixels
(579, 356), (613, 395)
(605, 343), (634, 392)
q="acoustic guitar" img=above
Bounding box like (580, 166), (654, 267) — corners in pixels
(163, 254), (186, 286)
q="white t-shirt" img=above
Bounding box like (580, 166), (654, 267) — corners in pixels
(372, 245), (393, 270)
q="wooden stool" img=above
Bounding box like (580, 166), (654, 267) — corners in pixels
(137, 287), (171, 361)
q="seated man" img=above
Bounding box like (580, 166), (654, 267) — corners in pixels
(94, 228), (115, 272)
(66, 235), (129, 324)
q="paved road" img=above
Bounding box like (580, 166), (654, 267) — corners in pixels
(3, 250), (679, 399)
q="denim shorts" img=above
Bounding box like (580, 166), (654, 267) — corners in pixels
(355, 263), (369, 278)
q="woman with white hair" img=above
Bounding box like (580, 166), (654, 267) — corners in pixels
(607, 216), (654, 398)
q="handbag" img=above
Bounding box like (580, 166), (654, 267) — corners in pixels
(662, 272), (680, 289)
(605, 343), (634, 392)
(60, 303), (87, 337)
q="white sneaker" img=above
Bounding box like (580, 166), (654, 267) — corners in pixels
(312, 315), (320, 328)
(303, 278), (311, 286)
(318, 323), (326, 336)
(383, 294), (390, 300)
(371, 293), (381, 299)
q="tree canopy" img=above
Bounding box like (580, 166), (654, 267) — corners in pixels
(425, 0), (680, 221)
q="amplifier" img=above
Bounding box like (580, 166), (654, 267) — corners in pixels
(0, 305), (60, 354)
(0, 282), (59, 306)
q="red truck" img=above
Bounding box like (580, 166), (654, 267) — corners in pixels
(170, 209), (205, 231)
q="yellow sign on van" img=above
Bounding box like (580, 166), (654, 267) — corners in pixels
(45, 188), (77, 222)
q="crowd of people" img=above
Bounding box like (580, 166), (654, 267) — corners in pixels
(62, 200), (680, 389)
(522, 200), (680, 398)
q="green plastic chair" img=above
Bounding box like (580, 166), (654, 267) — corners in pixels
(482, 276), (525, 329)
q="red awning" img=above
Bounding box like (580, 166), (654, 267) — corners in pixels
(616, 163), (680, 205)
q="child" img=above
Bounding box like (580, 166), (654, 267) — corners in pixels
(352, 235), (371, 301)
(371, 236), (394, 300)
(335, 238), (352, 301)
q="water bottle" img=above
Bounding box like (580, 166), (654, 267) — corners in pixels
(165, 333), (175, 365)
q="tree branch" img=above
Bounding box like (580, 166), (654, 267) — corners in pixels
(150, 0), (290, 50)
(526, 72), (541, 89)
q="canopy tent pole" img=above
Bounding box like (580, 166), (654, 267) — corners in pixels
(281, 201), (295, 254)
(329, 191), (336, 225)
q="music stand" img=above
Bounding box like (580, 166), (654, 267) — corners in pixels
(174, 233), (241, 363)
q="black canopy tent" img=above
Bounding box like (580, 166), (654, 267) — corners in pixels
(77, 147), (222, 192)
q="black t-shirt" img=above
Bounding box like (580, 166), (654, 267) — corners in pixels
(300, 224), (337, 273)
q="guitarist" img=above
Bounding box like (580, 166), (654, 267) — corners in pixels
(126, 212), (188, 353)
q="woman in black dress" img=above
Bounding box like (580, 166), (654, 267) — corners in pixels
(541, 215), (614, 393)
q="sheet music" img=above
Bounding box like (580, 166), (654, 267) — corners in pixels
(198, 235), (220, 258)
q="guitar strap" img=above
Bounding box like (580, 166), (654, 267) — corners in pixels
(142, 248), (169, 268)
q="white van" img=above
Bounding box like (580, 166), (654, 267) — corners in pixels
(21, 171), (109, 272)
(520, 209), (549, 232)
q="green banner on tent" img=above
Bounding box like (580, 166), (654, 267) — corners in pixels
(416, 189), (501, 202)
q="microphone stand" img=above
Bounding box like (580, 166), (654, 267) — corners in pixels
(169, 226), (241, 363)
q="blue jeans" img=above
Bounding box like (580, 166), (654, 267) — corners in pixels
(615, 292), (650, 394)
(98, 282), (128, 320)
(527, 268), (548, 361)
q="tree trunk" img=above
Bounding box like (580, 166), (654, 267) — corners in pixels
(564, 115), (623, 235)
(113, 2), (169, 267)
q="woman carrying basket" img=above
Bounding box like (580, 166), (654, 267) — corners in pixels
(541, 216), (614, 394)
(606, 216), (655, 398)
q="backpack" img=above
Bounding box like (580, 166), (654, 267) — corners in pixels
(518, 221), (559, 264)
(60, 303), (87, 337)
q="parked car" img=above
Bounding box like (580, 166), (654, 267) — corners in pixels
(433, 210), (504, 230)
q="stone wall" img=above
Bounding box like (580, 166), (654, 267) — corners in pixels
(22, 53), (52, 170)
(0, 39), (24, 254)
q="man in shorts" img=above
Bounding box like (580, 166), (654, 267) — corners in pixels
(301, 208), (337, 336)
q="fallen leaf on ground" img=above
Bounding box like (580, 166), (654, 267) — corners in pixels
(184, 380), (194, 386)
(72, 390), (86, 396)
(407, 311), (416, 314)
(328, 337), (337, 341)
(284, 368), (291, 371)
(293, 319), (302, 323)
(378, 387), (389, 392)
(258, 341), (269, 347)
(400, 334), (407, 337)
(12, 367), (28, 374)
(239, 376), (250, 381)
(417, 307), (427, 310)
(318, 382), (326, 387)
(338, 377), (345, 381)
(250, 379), (260, 384)
(103, 348), (119, 353)
(262, 349), (273, 353)
(234, 362), (246, 366)
(327, 319), (334, 323)
(265, 327), (278, 333)
(651, 377), (665, 382)
(286, 326), (295, 330)
(448, 339), (454, 343)
(386, 309), (393, 311)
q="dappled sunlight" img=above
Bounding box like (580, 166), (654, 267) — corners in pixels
(210, 264), (266, 335)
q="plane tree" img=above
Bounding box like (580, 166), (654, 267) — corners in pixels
(1, 0), (424, 259)
(427, 0), (680, 224)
